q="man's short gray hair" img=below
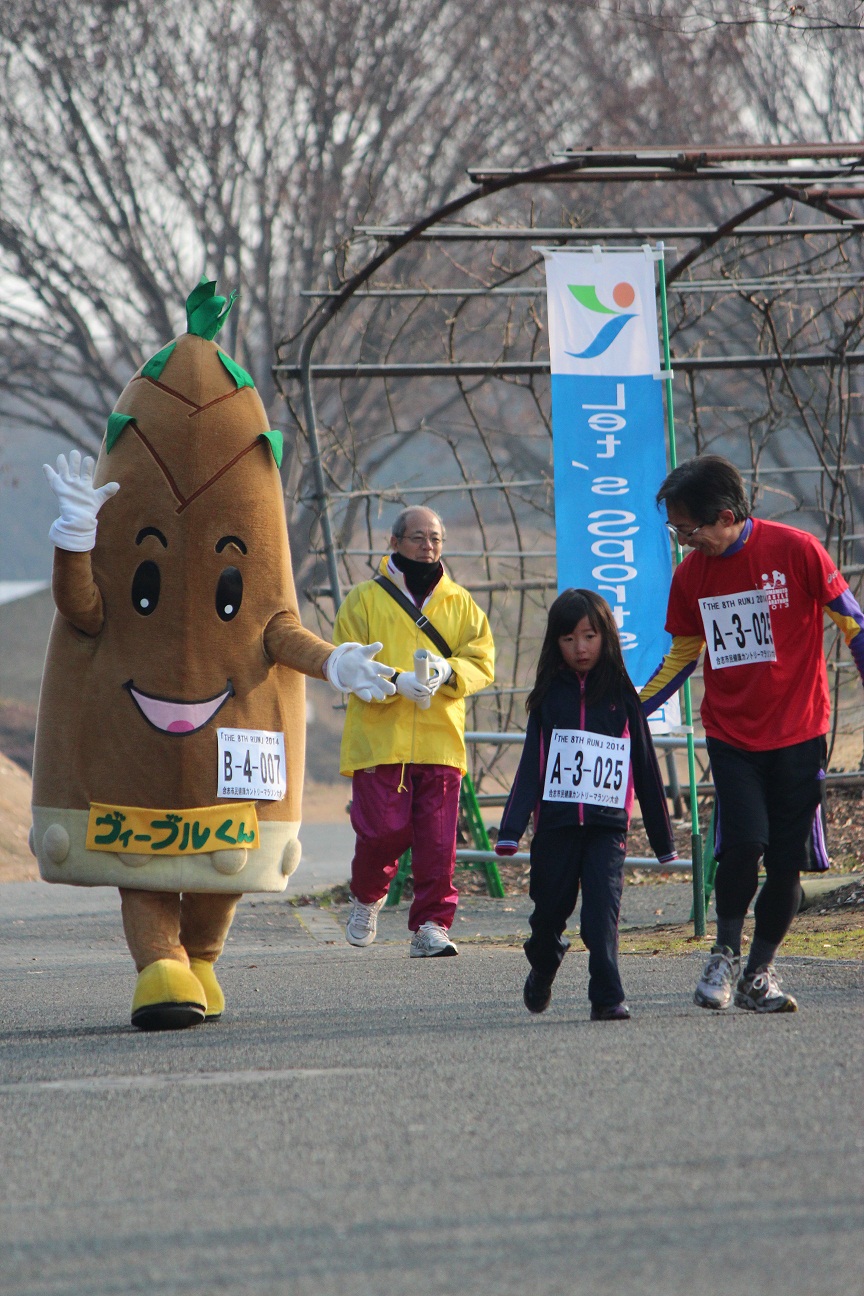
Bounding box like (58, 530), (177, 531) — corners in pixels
(390, 507), (446, 540)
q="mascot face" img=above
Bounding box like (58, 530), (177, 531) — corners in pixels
(33, 282), (306, 832)
(94, 346), (289, 743)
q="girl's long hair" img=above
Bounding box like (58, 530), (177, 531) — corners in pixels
(526, 588), (640, 713)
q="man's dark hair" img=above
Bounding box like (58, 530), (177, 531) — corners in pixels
(656, 455), (751, 524)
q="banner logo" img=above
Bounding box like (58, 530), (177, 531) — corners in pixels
(566, 282), (637, 359)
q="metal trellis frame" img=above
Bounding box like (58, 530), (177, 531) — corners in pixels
(275, 143), (864, 919)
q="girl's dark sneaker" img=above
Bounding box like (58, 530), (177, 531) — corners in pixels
(590, 1002), (631, 1021)
(734, 964), (798, 1013)
(523, 970), (553, 1013)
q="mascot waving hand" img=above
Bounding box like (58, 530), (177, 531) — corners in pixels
(31, 279), (393, 1030)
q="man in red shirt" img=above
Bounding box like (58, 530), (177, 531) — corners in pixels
(641, 456), (864, 1012)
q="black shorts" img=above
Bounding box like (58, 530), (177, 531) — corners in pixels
(706, 734), (828, 874)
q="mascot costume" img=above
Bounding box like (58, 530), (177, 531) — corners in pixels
(31, 279), (394, 1030)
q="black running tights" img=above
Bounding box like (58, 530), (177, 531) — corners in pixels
(714, 845), (802, 945)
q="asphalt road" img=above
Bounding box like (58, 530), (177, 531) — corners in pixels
(1, 884), (862, 1296)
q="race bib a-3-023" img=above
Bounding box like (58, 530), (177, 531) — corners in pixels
(698, 590), (776, 671)
(542, 729), (630, 809)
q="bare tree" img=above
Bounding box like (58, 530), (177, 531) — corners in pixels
(0, 0), (751, 461)
(593, 0), (864, 141)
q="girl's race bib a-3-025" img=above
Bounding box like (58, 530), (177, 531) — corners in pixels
(543, 729), (631, 809)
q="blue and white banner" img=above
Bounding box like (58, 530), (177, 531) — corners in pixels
(544, 249), (673, 700)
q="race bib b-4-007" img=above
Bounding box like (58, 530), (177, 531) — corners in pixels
(218, 727), (287, 801)
(542, 729), (630, 809)
(698, 590), (776, 670)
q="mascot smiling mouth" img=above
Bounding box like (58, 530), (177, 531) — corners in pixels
(123, 679), (234, 734)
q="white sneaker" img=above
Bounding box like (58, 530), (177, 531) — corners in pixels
(409, 921), (459, 957)
(694, 944), (740, 1010)
(734, 964), (798, 1013)
(345, 893), (386, 947)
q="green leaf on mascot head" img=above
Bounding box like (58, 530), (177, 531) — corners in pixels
(106, 412), (136, 453)
(140, 342), (177, 381)
(259, 430), (284, 469)
(185, 276), (238, 341)
(217, 350), (255, 390)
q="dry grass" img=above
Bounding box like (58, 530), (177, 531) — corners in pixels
(0, 751), (39, 881)
(617, 910), (864, 960)
(300, 780), (351, 823)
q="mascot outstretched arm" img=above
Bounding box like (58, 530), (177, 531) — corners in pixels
(31, 279), (394, 1030)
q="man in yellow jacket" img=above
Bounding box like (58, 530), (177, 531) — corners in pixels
(333, 506), (495, 956)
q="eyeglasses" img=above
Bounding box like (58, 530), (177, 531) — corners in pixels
(666, 521), (706, 541)
(404, 532), (443, 546)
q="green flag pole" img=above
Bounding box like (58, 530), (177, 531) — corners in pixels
(656, 243), (706, 937)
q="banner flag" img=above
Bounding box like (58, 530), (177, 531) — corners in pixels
(544, 249), (675, 712)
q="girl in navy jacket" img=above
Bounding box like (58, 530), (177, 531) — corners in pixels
(496, 590), (677, 1019)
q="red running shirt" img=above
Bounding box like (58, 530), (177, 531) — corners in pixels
(665, 518), (848, 750)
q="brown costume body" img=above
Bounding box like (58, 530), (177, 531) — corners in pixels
(32, 328), (333, 975)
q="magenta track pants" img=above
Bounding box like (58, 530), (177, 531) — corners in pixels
(349, 763), (462, 931)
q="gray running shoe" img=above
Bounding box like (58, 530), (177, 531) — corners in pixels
(345, 893), (386, 947)
(694, 945), (739, 1010)
(409, 921), (458, 957)
(734, 964), (798, 1013)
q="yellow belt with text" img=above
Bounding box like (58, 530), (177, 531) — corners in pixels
(85, 802), (259, 855)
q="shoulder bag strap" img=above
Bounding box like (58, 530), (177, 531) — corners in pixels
(373, 574), (454, 659)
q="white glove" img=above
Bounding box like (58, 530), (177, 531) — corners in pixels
(395, 671), (433, 707)
(325, 642), (396, 702)
(424, 650), (453, 694)
(44, 451), (119, 552)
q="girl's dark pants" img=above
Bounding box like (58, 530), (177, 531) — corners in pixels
(524, 825), (626, 1009)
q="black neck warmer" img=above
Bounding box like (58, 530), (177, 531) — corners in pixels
(391, 552), (443, 600)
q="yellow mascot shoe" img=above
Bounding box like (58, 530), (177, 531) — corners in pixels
(131, 959), (207, 1032)
(189, 958), (225, 1021)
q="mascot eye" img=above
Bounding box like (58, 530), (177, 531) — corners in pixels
(216, 567), (243, 621)
(131, 561), (160, 616)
